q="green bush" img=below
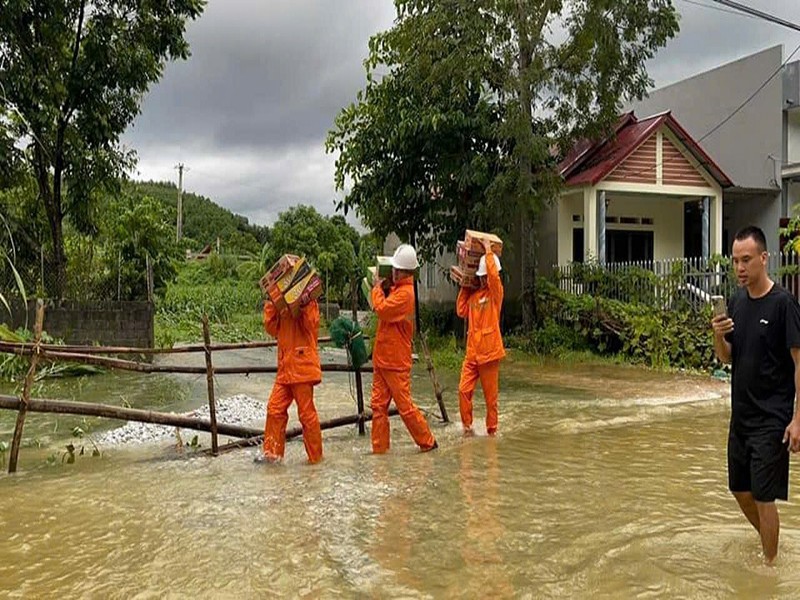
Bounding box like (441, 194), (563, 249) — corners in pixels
(535, 279), (717, 370)
(506, 318), (589, 357)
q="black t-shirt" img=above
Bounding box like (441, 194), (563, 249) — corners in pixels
(727, 284), (800, 433)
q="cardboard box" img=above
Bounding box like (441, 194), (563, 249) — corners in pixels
(464, 230), (503, 256)
(376, 256), (393, 278)
(265, 256), (323, 315)
(450, 265), (479, 289)
(259, 254), (300, 294)
(287, 273), (323, 316)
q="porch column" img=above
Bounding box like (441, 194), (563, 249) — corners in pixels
(701, 196), (710, 259)
(712, 192), (723, 255)
(597, 190), (607, 263)
(583, 186), (598, 261)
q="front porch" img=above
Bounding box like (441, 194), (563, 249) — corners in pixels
(558, 186), (723, 265)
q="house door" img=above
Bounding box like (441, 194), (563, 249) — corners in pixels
(684, 201), (703, 257)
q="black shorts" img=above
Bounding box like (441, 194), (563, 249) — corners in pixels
(728, 427), (790, 502)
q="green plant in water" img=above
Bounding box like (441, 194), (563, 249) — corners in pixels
(70, 421), (102, 458)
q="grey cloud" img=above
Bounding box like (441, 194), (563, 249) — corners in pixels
(127, 0), (396, 153)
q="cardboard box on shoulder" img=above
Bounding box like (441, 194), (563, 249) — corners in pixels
(266, 257), (323, 314)
(376, 256), (393, 279)
(464, 230), (503, 256)
(259, 254), (300, 294)
(456, 241), (481, 274)
(287, 272), (324, 316)
(450, 265), (479, 289)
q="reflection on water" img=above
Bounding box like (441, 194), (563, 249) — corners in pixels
(3, 359), (800, 597)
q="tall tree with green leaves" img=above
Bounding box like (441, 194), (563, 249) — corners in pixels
(266, 205), (360, 304)
(327, 0), (678, 327)
(0, 1), (206, 298)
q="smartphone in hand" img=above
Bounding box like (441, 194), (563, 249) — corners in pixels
(711, 295), (727, 318)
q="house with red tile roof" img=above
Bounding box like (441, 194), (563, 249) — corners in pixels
(555, 110), (733, 265)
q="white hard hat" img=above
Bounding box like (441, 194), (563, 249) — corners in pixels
(391, 244), (419, 270)
(476, 253), (501, 276)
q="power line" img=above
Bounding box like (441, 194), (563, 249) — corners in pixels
(678, 0), (760, 21)
(706, 0), (800, 33)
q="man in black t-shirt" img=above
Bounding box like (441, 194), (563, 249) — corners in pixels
(712, 225), (800, 564)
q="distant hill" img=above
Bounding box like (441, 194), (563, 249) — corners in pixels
(126, 180), (269, 255)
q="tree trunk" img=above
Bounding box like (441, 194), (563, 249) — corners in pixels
(516, 4), (537, 331)
(34, 143), (67, 299)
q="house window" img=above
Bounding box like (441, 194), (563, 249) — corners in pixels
(606, 230), (654, 262)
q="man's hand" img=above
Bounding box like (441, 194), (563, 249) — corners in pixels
(784, 419), (800, 453)
(482, 238), (493, 253)
(711, 315), (734, 338)
(374, 277), (391, 293)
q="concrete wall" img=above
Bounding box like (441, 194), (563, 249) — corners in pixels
(629, 45), (784, 192)
(9, 300), (155, 347)
(723, 191), (783, 254)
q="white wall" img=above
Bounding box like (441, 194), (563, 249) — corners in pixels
(558, 192), (584, 265)
(604, 195), (685, 260)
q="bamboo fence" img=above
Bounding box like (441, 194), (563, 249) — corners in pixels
(0, 302), (440, 473)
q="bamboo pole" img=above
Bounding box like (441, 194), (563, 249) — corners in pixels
(201, 315), (219, 455)
(0, 395), (262, 438)
(203, 407), (401, 456)
(0, 347), (372, 375)
(8, 300), (45, 474)
(0, 337), (334, 356)
(351, 277), (366, 435)
(418, 330), (449, 422)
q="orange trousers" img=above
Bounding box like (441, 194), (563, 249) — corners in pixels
(263, 382), (322, 463)
(458, 359), (500, 433)
(371, 368), (436, 454)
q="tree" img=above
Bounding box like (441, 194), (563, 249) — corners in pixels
(327, 0), (678, 327)
(266, 205), (360, 304)
(0, 1), (206, 298)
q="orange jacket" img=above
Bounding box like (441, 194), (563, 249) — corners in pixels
(371, 276), (415, 371)
(457, 249), (506, 365)
(263, 300), (322, 385)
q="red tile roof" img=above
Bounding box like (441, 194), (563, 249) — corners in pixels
(559, 111), (733, 188)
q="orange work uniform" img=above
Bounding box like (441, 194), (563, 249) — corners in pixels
(370, 276), (437, 453)
(262, 299), (323, 463)
(456, 249), (505, 433)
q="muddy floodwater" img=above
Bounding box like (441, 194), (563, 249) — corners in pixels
(2, 350), (800, 598)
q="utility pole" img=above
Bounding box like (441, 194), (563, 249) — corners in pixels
(175, 163), (185, 242)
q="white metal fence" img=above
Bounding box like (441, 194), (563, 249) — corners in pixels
(553, 254), (800, 311)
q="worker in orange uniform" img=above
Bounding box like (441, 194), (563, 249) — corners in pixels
(262, 297), (323, 464)
(370, 243), (438, 454)
(457, 238), (506, 435)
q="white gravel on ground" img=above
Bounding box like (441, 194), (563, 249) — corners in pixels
(94, 394), (265, 447)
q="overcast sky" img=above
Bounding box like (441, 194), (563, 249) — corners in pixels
(124, 0), (800, 228)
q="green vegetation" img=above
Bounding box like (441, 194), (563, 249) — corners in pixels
(125, 181), (269, 256)
(328, 0), (678, 326)
(0, 1), (206, 297)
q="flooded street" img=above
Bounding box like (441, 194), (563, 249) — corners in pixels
(2, 353), (800, 598)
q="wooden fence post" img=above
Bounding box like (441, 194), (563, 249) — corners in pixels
(202, 315), (219, 455)
(8, 299), (45, 474)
